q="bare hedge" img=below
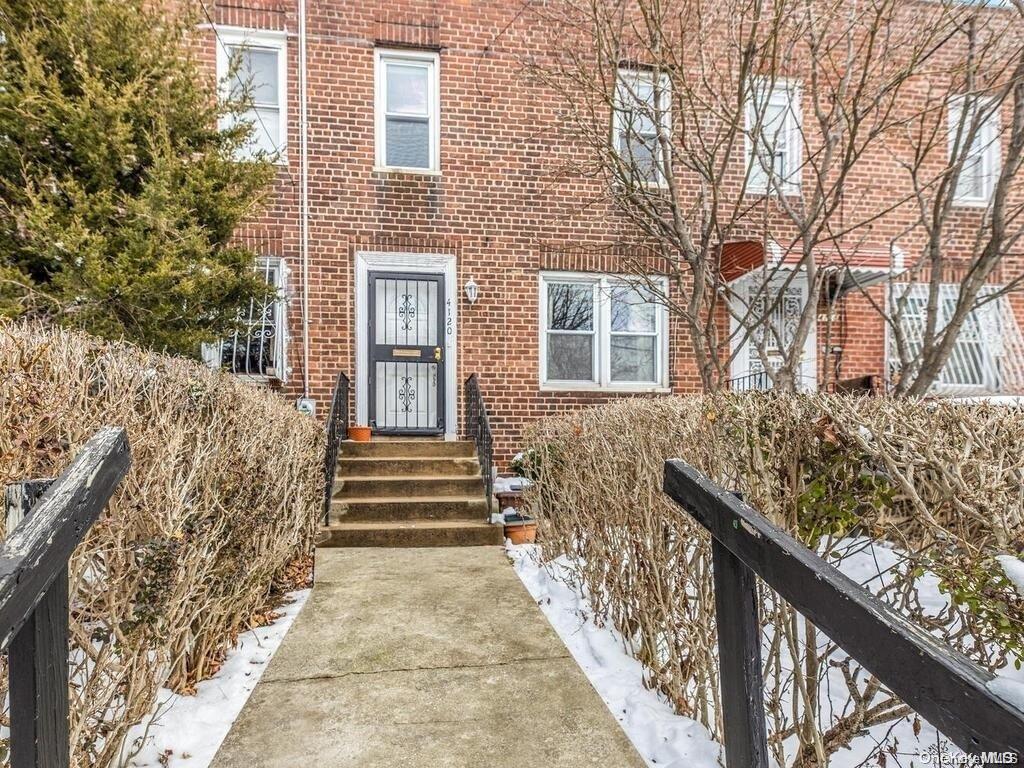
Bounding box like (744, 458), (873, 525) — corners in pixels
(0, 321), (322, 767)
(522, 394), (1023, 765)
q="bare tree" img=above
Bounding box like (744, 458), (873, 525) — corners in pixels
(876, 3), (1024, 397)
(524, 0), (1007, 393)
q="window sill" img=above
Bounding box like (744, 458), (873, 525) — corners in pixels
(951, 197), (992, 209)
(373, 166), (442, 177)
(745, 187), (802, 198)
(540, 383), (671, 394)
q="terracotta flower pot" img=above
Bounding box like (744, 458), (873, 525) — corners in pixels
(504, 520), (537, 545)
(349, 426), (372, 442)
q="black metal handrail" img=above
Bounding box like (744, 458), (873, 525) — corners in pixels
(323, 372), (350, 524)
(463, 374), (494, 514)
(2, 427), (131, 768)
(662, 460), (1023, 766)
(727, 370), (773, 391)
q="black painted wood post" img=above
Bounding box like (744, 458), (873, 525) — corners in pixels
(5, 478), (69, 768)
(712, 537), (770, 768)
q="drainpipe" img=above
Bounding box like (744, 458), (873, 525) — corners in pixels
(298, 0), (311, 400)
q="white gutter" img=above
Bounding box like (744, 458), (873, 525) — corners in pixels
(298, 0), (311, 399)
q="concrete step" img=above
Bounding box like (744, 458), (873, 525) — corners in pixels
(340, 439), (477, 459)
(330, 496), (490, 523)
(318, 520), (504, 548)
(333, 476), (485, 499)
(337, 457), (480, 478)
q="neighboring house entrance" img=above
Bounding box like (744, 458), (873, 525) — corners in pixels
(368, 272), (445, 434)
(355, 252), (458, 440)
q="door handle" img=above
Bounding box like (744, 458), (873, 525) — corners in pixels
(434, 347), (442, 362)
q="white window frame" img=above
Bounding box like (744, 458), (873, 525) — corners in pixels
(214, 28), (288, 164)
(613, 68), (672, 187)
(745, 79), (803, 196)
(539, 272), (670, 392)
(374, 49), (441, 174)
(948, 95), (1001, 207)
(202, 256), (290, 382)
(890, 283), (1003, 393)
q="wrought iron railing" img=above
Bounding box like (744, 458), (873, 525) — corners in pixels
(323, 372), (350, 524)
(662, 460), (1023, 766)
(463, 374), (494, 514)
(727, 370), (773, 391)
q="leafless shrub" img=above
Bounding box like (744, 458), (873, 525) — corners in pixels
(522, 394), (1023, 764)
(0, 320), (322, 767)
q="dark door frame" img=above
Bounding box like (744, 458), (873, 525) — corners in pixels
(367, 271), (446, 436)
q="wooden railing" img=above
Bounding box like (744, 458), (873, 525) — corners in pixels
(463, 374), (494, 514)
(323, 372), (349, 524)
(662, 460), (1024, 766)
(2, 427), (131, 768)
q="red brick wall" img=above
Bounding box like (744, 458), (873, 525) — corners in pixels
(194, 0), (1021, 468)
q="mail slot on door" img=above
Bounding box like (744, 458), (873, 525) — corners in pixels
(391, 348), (421, 358)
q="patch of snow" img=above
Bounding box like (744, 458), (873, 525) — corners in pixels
(997, 554), (1024, 597)
(494, 475), (531, 494)
(988, 676), (1024, 713)
(120, 589), (310, 768)
(508, 544), (723, 768)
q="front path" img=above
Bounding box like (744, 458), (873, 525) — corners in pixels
(210, 547), (645, 767)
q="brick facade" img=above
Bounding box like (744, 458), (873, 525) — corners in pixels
(195, 0), (1019, 468)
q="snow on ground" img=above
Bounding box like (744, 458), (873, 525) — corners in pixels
(997, 554), (1024, 597)
(119, 589), (310, 768)
(508, 544), (724, 768)
(511, 539), (1024, 768)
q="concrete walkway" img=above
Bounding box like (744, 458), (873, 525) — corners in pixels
(210, 547), (645, 767)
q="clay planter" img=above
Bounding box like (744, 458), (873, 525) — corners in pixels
(504, 514), (537, 545)
(349, 426), (372, 442)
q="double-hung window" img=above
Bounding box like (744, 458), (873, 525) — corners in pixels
(216, 29), (287, 160)
(203, 258), (289, 380)
(540, 273), (669, 389)
(614, 69), (671, 184)
(892, 283), (1003, 392)
(375, 49), (440, 172)
(948, 96), (1001, 206)
(745, 80), (802, 195)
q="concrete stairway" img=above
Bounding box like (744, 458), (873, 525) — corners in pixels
(320, 439), (503, 547)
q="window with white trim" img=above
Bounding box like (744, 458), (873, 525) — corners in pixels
(375, 49), (440, 172)
(540, 274), (668, 389)
(745, 80), (802, 195)
(948, 96), (1001, 205)
(893, 283), (1002, 391)
(614, 69), (671, 184)
(203, 258), (289, 380)
(215, 29), (288, 160)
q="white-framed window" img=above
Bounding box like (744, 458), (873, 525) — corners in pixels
(215, 28), (288, 161)
(614, 68), (671, 185)
(203, 257), (289, 380)
(374, 49), (440, 172)
(745, 80), (802, 195)
(892, 283), (1003, 392)
(948, 96), (1001, 206)
(539, 273), (669, 390)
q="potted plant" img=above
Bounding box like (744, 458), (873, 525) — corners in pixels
(503, 511), (537, 545)
(349, 425), (372, 442)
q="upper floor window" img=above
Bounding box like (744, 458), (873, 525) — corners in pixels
(948, 96), (1001, 206)
(215, 29), (288, 161)
(203, 257), (289, 380)
(540, 273), (669, 390)
(745, 80), (802, 195)
(614, 69), (671, 185)
(375, 49), (440, 172)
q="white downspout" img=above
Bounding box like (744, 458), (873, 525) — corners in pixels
(298, 0), (311, 399)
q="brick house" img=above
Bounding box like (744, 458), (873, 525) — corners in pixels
(194, 0), (1023, 467)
